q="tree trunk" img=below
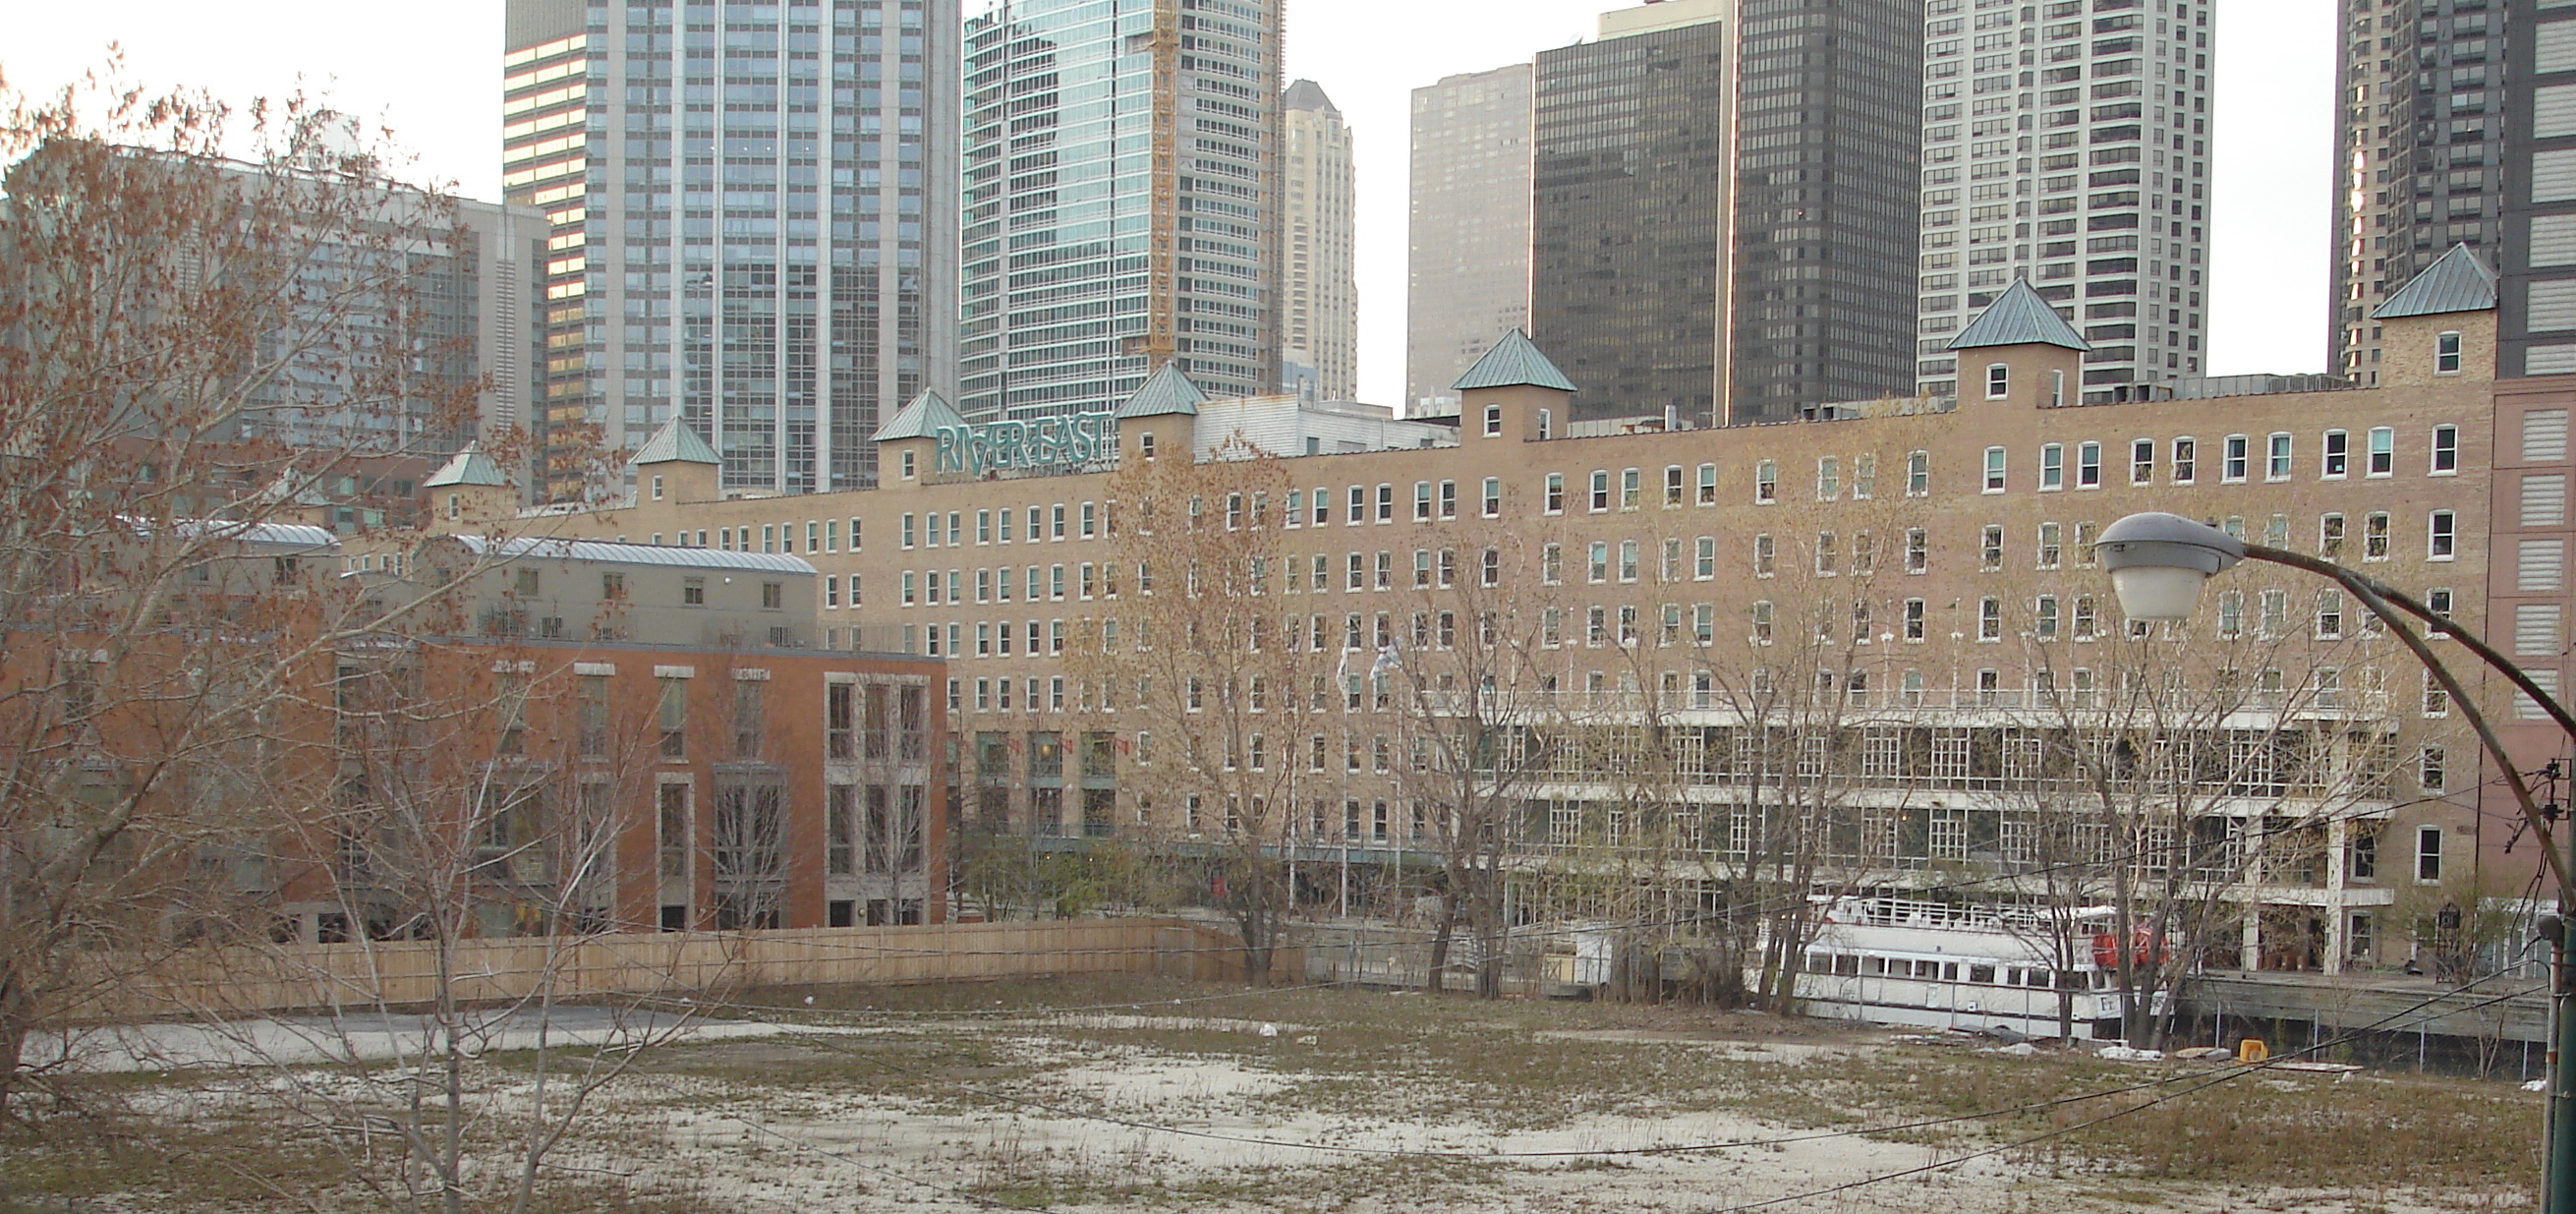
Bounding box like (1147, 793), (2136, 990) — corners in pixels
(1425, 903), (1459, 993)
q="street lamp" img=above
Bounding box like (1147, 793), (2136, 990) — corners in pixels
(2099, 511), (2576, 1212)
(2094, 511), (2244, 621)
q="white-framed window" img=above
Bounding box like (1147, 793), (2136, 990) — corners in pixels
(2172, 436), (2196, 483)
(1481, 477), (1501, 517)
(2368, 427), (2394, 476)
(2077, 441), (2100, 488)
(1755, 460), (1778, 503)
(2429, 510), (2456, 559)
(2416, 826), (2442, 883)
(1983, 446), (2007, 492)
(2432, 424), (2459, 474)
(1985, 362), (2010, 399)
(2435, 330), (2462, 376)
(1697, 462), (1718, 504)
(1483, 404), (1503, 436)
(2322, 429), (2349, 479)
(1907, 450), (1930, 495)
(2039, 442), (2064, 490)
(2130, 438), (2154, 485)
(2266, 432), (2293, 480)
(2222, 434), (2248, 482)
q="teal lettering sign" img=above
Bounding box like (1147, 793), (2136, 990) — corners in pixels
(933, 412), (1116, 476)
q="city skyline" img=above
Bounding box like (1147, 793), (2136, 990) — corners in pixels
(10, 0), (2334, 411)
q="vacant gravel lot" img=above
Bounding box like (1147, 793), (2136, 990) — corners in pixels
(3, 975), (2539, 1213)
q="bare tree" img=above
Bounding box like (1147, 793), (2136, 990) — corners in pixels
(2005, 555), (2417, 1046)
(1078, 439), (1315, 982)
(200, 634), (700, 1214)
(1375, 513), (1576, 998)
(0, 74), (512, 1118)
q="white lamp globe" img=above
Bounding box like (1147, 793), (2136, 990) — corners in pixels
(2096, 512), (2244, 622)
(2108, 563), (2210, 621)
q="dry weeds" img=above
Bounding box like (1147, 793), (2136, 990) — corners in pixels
(0, 974), (2539, 1213)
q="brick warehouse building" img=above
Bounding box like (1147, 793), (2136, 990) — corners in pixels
(538, 258), (2563, 977)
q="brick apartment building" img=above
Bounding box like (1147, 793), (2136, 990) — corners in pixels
(534, 256), (2565, 976)
(23, 496), (947, 947)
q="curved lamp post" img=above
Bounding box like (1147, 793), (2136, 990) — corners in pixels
(2098, 511), (2576, 1210)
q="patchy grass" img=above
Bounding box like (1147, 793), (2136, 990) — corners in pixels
(10, 975), (2544, 1212)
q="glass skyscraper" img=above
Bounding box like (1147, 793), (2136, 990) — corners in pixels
(959, 0), (1282, 422)
(502, 0), (957, 498)
(1524, 0), (1921, 427)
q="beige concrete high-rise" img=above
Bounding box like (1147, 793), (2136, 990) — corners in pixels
(1910, 0), (2214, 403)
(1405, 64), (1533, 415)
(1282, 80), (1356, 401)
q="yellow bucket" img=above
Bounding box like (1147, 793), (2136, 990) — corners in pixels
(2237, 1038), (2268, 1064)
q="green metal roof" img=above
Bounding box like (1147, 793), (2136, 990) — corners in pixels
(423, 442), (507, 488)
(2372, 243), (2497, 319)
(871, 389), (967, 441)
(1947, 279), (2089, 352)
(1452, 328), (1576, 392)
(629, 418), (719, 466)
(1113, 362), (1207, 419)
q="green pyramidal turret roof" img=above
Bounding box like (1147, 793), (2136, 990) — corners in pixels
(1949, 279), (2089, 352)
(2373, 243), (2497, 318)
(872, 390), (967, 441)
(1453, 329), (1576, 392)
(424, 441), (507, 488)
(1115, 362), (1207, 419)
(630, 418), (720, 466)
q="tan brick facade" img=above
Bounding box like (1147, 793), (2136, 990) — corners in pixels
(549, 326), (2542, 975)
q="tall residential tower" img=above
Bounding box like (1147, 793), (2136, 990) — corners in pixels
(1281, 80), (1356, 400)
(1912, 0), (2213, 403)
(958, 0), (1284, 422)
(501, 0), (959, 498)
(1404, 64), (1533, 414)
(2329, 0), (2500, 385)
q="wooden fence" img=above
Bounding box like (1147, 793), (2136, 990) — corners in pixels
(79, 917), (1287, 1020)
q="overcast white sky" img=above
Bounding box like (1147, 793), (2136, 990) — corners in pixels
(8, 0), (2336, 401)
